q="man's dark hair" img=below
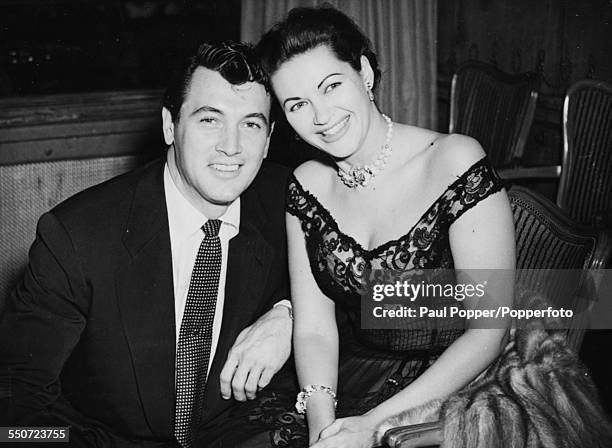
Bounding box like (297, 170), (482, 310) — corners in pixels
(162, 41), (271, 121)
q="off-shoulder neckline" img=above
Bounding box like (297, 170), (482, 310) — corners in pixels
(288, 156), (491, 258)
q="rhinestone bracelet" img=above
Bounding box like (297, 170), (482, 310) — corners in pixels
(295, 384), (337, 414)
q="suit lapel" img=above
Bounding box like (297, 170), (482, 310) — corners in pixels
(201, 186), (273, 421)
(114, 161), (277, 429)
(115, 160), (176, 438)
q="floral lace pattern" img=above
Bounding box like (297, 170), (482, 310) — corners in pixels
(246, 391), (308, 448)
(220, 157), (505, 448)
(286, 156), (504, 352)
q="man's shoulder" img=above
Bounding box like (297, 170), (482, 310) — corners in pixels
(240, 161), (290, 230)
(246, 161), (291, 200)
(51, 157), (165, 226)
(250, 161), (291, 188)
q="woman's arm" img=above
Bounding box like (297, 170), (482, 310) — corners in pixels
(365, 137), (516, 427)
(313, 137), (515, 448)
(287, 211), (339, 443)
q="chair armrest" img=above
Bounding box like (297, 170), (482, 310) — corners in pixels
(383, 421), (443, 448)
(498, 165), (562, 180)
(593, 216), (612, 268)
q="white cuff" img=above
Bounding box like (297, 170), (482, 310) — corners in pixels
(273, 300), (293, 319)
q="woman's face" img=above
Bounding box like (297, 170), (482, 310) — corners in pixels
(271, 45), (374, 160)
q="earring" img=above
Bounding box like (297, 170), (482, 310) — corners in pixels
(366, 82), (374, 101)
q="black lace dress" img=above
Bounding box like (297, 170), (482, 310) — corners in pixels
(209, 157), (504, 448)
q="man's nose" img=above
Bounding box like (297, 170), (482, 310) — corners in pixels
(217, 127), (241, 156)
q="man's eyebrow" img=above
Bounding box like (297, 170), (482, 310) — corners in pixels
(189, 107), (268, 126)
(245, 112), (268, 126)
(190, 105), (223, 116)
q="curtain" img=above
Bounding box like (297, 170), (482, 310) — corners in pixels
(241, 0), (437, 129)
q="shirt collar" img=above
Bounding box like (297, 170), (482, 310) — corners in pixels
(164, 163), (240, 243)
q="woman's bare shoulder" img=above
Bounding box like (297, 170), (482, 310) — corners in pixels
(293, 159), (335, 192)
(431, 133), (487, 177)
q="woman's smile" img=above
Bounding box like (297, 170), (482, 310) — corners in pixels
(319, 115), (350, 142)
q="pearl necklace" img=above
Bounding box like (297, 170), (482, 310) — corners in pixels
(337, 114), (393, 188)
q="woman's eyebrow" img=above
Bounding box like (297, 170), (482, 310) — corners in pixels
(317, 73), (342, 89)
(281, 73), (343, 108)
(282, 97), (301, 108)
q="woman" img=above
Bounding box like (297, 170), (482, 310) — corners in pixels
(252, 6), (514, 447)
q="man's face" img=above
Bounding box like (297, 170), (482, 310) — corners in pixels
(163, 67), (272, 218)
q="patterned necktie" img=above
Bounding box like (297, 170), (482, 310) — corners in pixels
(174, 219), (222, 447)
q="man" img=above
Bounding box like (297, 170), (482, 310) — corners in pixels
(0, 42), (292, 447)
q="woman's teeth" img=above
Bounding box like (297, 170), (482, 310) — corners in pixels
(323, 116), (349, 137)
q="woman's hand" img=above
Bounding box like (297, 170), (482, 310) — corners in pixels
(311, 415), (378, 448)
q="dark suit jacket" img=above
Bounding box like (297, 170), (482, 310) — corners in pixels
(0, 158), (290, 447)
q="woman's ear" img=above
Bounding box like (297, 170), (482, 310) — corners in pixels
(360, 55), (375, 89)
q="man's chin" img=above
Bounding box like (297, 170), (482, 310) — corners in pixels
(208, 186), (245, 206)
(204, 171), (259, 205)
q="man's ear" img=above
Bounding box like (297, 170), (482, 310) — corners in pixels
(359, 55), (375, 89)
(161, 107), (175, 146)
(263, 121), (275, 159)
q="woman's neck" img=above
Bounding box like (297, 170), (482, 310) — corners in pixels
(338, 110), (392, 169)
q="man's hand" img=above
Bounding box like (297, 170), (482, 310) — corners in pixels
(219, 305), (292, 401)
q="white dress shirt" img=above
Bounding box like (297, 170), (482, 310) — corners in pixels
(164, 164), (240, 375)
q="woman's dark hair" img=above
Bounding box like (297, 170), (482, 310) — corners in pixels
(257, 5), (381, 91)
(163, 41), (271, 121)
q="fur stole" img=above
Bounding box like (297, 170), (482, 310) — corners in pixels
(376, 328), (612, 447)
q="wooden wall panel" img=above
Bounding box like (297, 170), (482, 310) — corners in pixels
(0, 89), (163, 164)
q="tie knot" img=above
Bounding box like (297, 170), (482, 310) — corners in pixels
(202, 219), (222, 238)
